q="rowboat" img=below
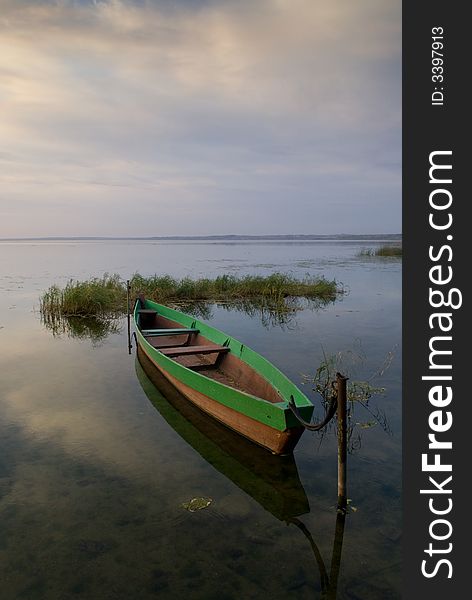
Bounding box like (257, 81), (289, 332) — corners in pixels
(133, 297), (314, 454)
(136, 351), (310, 520)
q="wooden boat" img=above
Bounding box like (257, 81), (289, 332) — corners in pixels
(136, 351), (310, 520)
(133, 297), (314, 454)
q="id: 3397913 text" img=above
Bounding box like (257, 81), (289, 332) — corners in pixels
(431, 26), (445, 106)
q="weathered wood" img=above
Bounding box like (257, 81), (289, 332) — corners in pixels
(140, 311), (294, 406)
(142, 328), (199, 337)
(160, 344), (230, 357)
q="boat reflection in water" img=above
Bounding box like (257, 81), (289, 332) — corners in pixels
(136, 346), (310, 521)
(136, 347), (347, 598)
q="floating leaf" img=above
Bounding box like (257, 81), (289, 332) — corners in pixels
(181, 497), (212, 512)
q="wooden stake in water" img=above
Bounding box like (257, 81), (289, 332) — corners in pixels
(336, 373), (348, 509)
(127, 280), (132, 354)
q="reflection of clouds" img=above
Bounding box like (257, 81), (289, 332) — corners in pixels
(0, 331), (183, 478)
(0, 0), (400, 236)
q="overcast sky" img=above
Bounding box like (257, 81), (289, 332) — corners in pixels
(0, 0), (401, 237)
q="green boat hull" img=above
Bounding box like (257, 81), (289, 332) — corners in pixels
(134, 299), (314, 454)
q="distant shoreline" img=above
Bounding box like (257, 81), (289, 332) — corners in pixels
(0, 234), (402, 242)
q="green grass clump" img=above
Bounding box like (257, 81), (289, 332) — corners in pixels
(40, 272), (340, 319)
(359, 245), (402, 258)
(128, 272), (339, 303)
(40, 274), (125, 317)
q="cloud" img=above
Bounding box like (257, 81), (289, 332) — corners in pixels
(0, 0), (401, 236)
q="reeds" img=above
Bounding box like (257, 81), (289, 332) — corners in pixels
(39, 272), (340, 319)
(39, 274), (124, 317)
(129, 272), (338, 303)
(359, 245), (402, 257)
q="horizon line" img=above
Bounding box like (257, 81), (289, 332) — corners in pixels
(0, 233), (402, 241)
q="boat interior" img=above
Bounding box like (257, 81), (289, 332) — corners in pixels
(136, 299), (283, 404)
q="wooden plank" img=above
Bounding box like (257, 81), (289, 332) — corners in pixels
(160, 345), (230, 357)
(142, 328), (199, 337)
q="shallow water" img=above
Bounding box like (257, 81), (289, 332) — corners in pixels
(0, 239), (401, 599)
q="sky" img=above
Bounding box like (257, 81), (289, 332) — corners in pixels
(0, 0), (401, 237)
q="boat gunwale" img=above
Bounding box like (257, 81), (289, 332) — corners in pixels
(133, 299), (314, 430)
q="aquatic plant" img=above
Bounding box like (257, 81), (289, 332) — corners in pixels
(304, 345), (395, 453)
(39, 272), (341, 319)
(40, 274), (124, 317)
(359, 245), (402, 257)
(129, 272), (339, 303)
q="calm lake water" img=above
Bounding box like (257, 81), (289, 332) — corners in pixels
(0, 239), (401, 599)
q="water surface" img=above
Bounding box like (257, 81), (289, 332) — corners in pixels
(0, 239), (401, 599)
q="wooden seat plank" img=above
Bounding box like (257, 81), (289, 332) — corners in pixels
(160, 344), (230, 357)
(142, 328), (199, 337)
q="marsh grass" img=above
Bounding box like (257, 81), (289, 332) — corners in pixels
(129, 272), (338, 303)
(39, 272), (340, 320)
(359, 245), (402, 258)
(40, 274), (124, 317)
